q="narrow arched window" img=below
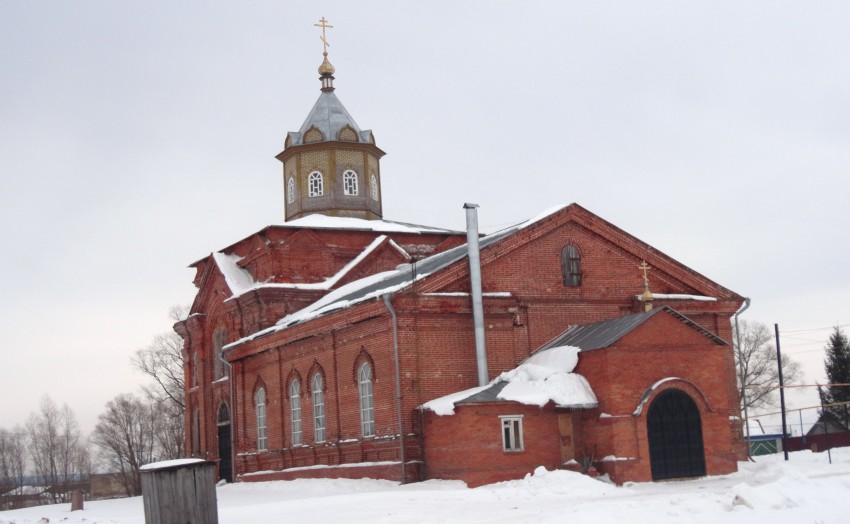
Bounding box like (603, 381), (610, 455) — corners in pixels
(312, 374), (325, 442)
(191, 351), (199, 387)
(213, 328), (228, 380)
(255, 388), (267, 451)
(343, 170), (358, 196)
(287, 176), (296, 204)
(308, 171), (323, 197)
(290, 380), (302, 445)
(359, 363), (375, 437)
(561, 245), (582, 287)
(370, 174), (379, 201)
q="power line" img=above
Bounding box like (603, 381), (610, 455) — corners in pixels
(744, 382), (850, 390)
(781, 323), (850, 334)
(747, 399), (850, 418)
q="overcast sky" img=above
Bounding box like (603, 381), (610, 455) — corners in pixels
(1, 1), (848, 434)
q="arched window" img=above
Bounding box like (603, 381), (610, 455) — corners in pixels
(217, 402), (230, 425)
(561, 245), (582, 287)
(308, 171), (324, 197)
(287, 176), (296, 204)
(358, 362), (375, 437)
(312, 374), (325, 442)
(213, 328), (228, 380)
(255, 388), (267, 451)
(370, 174), (379, 201)
(191, 351), (199, 387)
(343, 170), (358, 196)
(290, 379), (302, 445)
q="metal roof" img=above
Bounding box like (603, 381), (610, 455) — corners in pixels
(277, 224), (519, 327)
(288, 90), (372, 146)
(537, 306), (727, 352)
(456, 381), (509, 404)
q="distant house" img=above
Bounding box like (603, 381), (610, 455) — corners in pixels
(0, 485), (50, 510)
(90, 472), (132, 500)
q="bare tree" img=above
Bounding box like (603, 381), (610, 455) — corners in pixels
(131, 306), (187, 459)
(25, 397), (88, 503)
(90, 394), (158, 496)
(132, 332), (185, 410)
(733, 320), (803, 412)
(0, 426), (28, 504)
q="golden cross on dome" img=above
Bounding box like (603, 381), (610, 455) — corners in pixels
(639, 260), (651, 290)
(315, 17), (334, 56)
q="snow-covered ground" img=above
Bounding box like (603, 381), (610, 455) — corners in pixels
(3, 449), (849, 523)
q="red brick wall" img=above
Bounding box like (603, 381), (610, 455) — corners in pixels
(423, 403), (564, 487)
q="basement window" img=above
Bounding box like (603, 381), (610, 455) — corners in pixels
(500, 415), (524, 452)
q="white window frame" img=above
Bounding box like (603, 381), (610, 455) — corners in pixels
(290, 380), (302, 445)
(308, 171), (324, 197)
(287, 176), (296, 204)
(358, 363), (375, 437)
(256, 388), (267, 451)
(343, 170), (358, 196)
(312, 374), (325, 442)
(500, 415), (524, 452)
(370, 174), (379, 201)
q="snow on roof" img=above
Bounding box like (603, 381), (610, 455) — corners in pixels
(224, 205), (577, 351)
(421, 345), (598, 415)
(636, 293), (717, 302)
(213, 235), (407, 300)
(212, 252), (255, 296)
(224, 268), (416, 350)
(279, 214), (462, 234)
(140, 458), (206, 471)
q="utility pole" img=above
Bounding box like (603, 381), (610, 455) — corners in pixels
(775, 323), (789, 461)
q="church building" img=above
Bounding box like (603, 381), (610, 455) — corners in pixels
(177, 24), (746, 487)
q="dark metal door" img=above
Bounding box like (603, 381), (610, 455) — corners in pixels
(647, 389), (706, 480)
(217, 424), (233, 483)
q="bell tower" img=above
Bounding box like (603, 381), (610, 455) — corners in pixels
(277, 18), (386, 222)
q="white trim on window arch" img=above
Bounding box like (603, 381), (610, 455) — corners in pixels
(255, 387), (267, 451)
(358, 362), (375, 437)
(312, 374), (325, 442)
(308, 171), (324, 197)
(290, 379), (302, 445)
(343, 170), (358, 196)
(287, 176), (296, 204)
(370, 174), (379, 201)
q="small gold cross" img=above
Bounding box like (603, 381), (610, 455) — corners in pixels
(639, 260), (651, 289)
(314, 17), (334, 56)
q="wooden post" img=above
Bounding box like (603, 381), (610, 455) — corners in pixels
(140, 460), (218, 524)
(70, 489), (84, 511)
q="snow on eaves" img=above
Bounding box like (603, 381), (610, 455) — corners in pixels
(213, 235), (399, 299)
(422, 345), (598, 415)
(636, 293), (717, 302)
(223, 268), (418, 351)
(279, 214), (460, 234)
(212, 252), (255, 296)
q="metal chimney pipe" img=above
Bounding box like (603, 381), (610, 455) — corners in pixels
(464, 203), (488, 387)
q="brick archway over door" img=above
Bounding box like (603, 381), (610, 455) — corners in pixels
(647, 389), (706, 480)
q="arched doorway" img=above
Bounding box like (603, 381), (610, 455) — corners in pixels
(647, 389), (706, 480)
(217, 403), (233, 483)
